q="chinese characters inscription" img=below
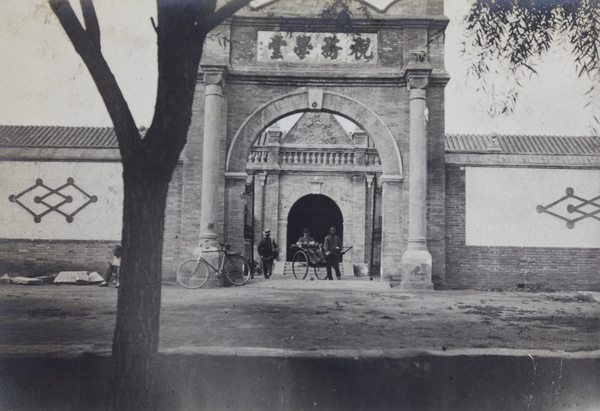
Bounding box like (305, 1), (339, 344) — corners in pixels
(268, 34), (287, 59)
(294, 35), (313, 60)
(321, 35), (342, 60)
(258, 31), (377, 64)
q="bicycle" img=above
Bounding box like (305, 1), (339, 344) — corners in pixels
(290, 243), (353, 280)
(176, 243), (251, 288)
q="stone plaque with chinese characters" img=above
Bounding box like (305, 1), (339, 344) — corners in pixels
(257, 31), (377, 64)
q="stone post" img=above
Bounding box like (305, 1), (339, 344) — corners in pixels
(400, 62), (434, 290)
(266, 125), (282, 167)
(199, 69), (225, 250)
(353, 130), (368, 167)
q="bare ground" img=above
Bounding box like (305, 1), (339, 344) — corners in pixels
(1, 276), (598, 357)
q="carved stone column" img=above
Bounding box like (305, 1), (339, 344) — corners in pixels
(253, 172), (267, 252)
(352, 174), (367, 265)
(263, 171), (280, 255)
(380, 175), (403, 282)
(199, 69), (226, 249)
(400, 63), (434, 290)
(224, 172), (248, 255)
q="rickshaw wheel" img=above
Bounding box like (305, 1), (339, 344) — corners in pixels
(292, 250), (309, 280)
(313, 264), (328, 280)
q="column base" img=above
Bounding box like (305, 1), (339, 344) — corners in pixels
(202, 276), (232, 288)
(399, 249), (434, 290)
(196, 237), (232, 287)
(198, 234), (218, 247)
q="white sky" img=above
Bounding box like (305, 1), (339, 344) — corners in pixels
(0, 0), (594, 136)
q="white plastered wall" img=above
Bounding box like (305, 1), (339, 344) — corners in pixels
(0, 161), (123, 240)
(466, 167), (600, 248)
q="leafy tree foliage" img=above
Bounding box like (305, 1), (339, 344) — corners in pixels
(462, 0), (600, 131)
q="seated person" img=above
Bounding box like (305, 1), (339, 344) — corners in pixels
(297, 228), (325, 264)
(99, 244), (121, 287)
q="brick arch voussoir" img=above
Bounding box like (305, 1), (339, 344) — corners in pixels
(227, 90), (309, 173)
(321, 92), (402, 176)
(226, 89), (402, 176)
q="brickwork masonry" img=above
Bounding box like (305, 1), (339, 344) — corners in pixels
(0, 164), (183, 280)
(445, 166), (600, 291)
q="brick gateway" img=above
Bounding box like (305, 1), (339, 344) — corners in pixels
(0, 0), (598, 290)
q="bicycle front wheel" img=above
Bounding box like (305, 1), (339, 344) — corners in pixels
(224, 254), (251, 286)
(292, 251), (309, 280)
(177, 259), (210, 289)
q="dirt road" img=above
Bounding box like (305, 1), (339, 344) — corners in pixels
(1, 277), (598, 355)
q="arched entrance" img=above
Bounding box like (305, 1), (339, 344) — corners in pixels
(224, 88), (405, 280)
(286, 194), (343, 261)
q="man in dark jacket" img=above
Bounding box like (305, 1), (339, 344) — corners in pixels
(323, 226), (342, 280)
(257, 229), (278, 279)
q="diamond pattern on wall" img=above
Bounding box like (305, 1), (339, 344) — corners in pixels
(9, 178), (97, 223)
(536, 188), (600, 229)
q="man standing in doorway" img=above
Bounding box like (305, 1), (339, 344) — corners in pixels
(258, 229), (278, 279)
(323, 226), (342, 280)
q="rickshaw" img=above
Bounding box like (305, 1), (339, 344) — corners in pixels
(289, 242), (352, 280)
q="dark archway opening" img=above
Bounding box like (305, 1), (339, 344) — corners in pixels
(286, 194), (343, 261)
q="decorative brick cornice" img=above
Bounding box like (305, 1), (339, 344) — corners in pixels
(0, 147), (122, 162)
(228, 16), (449, 31)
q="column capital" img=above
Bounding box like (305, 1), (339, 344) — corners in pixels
(201, 66), (227, 87)
(256, 172), (267, 186)
(404, 60), (432, 91)
(379, 174), (404, 184)
(224, 172), (248, 181)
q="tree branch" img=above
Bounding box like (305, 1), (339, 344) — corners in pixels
(151, 16), (158, 35)
(80, 0), (101, 49)
(207, 0), (253, 32)
(49, 0), (140, 163)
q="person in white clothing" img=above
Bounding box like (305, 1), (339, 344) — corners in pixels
(99, 245), (121, 287)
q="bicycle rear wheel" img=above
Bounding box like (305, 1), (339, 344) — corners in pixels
(177, 259), (209, 289)
(292, 251), (309, 280)
(224, 254), (251, 286)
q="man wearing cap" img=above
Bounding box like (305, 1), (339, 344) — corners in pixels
(323, 226), (343, 280)
(258, 229), (278, 279)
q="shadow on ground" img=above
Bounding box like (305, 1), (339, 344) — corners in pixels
(0, 279), (599, 410)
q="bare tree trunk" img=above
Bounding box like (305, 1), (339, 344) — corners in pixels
(48, 1), (253, 409)
(108, 14), (212, 409)
(109, 157), (171, 411)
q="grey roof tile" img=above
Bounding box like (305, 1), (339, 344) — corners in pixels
(446, 134), (600, 155)
(0, 125), (117, 148)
